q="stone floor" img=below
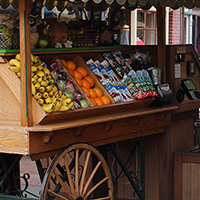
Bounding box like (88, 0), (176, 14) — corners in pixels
(20, 156), (41, 199)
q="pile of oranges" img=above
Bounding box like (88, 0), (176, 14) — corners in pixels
(61, 59), (111, 106)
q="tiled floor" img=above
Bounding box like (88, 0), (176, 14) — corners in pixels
(20, 156), (41, 199)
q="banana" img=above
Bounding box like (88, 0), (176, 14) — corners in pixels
(37, 98), (44, 105)
(48, 79), (54, 85)
(59, 105), (70, 112)
(37, 64), (43, 71)
(32, 83), (36, 95)
(15, 53), (20, 61)
(46, 75), (52, 81)
(34, 92), (42, 99)
(39, 86), (45, 93)
(52, 85), (58, 93)
(9, 66), (20, 73)
(34, 82), (41, 90)
(36, 70), (45, 78)
(37, 77), (43, 83)
(17, 72), (21, 78)
(33, 75), (39, 80)
(46, 85), (52, 92)
(31, 54), (35, 63)
(31, 73), (35, 77)
(43, 67), (51, 76)
(41, 80), (48, 87)
(67, 102), (74, 110)
(42, 92), (49, 99)
(45, 97), (52, 104)
(34, 56), (41, 64)
(42, 103), (54, 113)
(31, 66), (38, 72)
(61, 93), (67, 100)
(53, 99), (62, 112)
(62, 98), (72, 106)
(9, 59), (20, 68)
(52, 97), (59, 104)
(32, 77), (37, 84)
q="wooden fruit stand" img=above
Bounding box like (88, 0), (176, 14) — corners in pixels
(0, 0), (200, 200)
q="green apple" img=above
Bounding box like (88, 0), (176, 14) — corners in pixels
(38, 37), (48, 48)
(80, 100), (89, 108)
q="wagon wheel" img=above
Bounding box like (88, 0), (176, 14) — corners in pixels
(40, 143), (114, 200)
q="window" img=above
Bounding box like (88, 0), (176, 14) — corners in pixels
(137, 10), (157, 45)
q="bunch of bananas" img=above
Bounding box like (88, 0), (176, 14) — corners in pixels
(8, 54), (74, 113)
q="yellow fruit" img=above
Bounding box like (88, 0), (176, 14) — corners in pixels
(34, 92), (42, 99)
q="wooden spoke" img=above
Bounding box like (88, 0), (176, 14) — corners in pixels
(84, 177), (109, 199)
(40, 143), (114, 200)
(93, 196), (112, 200)
(53, 168), (75, 199)
(47, 189), (70, 200)
(64, 155), (76, 196)
(75, 149), (79, 197)
(79, 150), (91, 195)
(82, 161), (102, 196)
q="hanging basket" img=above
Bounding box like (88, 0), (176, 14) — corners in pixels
(0, 33), (19, 49)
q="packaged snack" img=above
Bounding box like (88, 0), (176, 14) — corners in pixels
(105, 83), (122, 103)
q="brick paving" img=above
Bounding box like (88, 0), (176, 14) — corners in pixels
(20, 156), (41, 198)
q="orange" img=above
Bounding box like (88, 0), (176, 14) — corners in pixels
(76, 67), (88, 77)
(82, 79), (91, 89)
(65, 60), (76, 71)
(101, 95), (111, 105)
(94, 88), (103, 97)
(60, 58), (67, 67)
(81, 87), (90, 96)
(94, 97), (104, 106)
(84, 76), (95, 87)
(75, 78), (82, 86)
(89, 88), (97, 98)
(74, 71), (83, 80)
(68, 69), (74, 77)
(90, 98), (97, 106)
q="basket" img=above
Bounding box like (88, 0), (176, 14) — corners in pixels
(68, 29), (99, 47)
(0, 33), (19, 49)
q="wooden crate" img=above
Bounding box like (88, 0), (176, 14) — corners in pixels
(174, 146), (200, 200)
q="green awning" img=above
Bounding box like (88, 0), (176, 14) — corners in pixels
(0, 0), (200, 10)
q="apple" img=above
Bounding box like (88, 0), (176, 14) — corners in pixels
(64, 91), (74, 99)
(56, 80), (66, 91)
(51, 71), (58, 81)
(73, 90), (82, 101)
(72, 99), (81, 109)
(66, 80), (75, 92)
(38, 37), (49, 48)
(80, 100), (89, 108)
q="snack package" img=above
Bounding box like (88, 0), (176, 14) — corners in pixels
(105, 83), (122, 103)
(86, 59), (106, 83)
(103, 52), (124, 77)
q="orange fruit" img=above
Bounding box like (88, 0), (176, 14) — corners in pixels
(89, 88), (97, 98)
(101, 95), (111, 105)
(82, 79), (91, 89)
(68, 69), (74, 77)
(94, 88), (103, 97)
(65, 60), (76, 71)
(60, 58), (67, 67)
(74, 71), (83, 80)
(84, 76), (95, 87)
(94, 97), (104, 106)
(76, 67), (88, 77)
(90, 98), (97, 106)
(81, 87), (90, 96)
(75, 78), (82, 86)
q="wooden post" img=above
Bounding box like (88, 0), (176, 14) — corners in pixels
(156, 4), (166, 83)
(18, 0), (33, 126)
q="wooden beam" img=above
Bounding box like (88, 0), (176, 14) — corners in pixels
(156, 4), (166, 83)
(18, 0), (33, 126)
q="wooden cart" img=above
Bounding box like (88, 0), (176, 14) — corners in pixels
(0, 1), (199, 200)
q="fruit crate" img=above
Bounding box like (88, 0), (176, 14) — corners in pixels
(68, 29), (99, 47)
(71, 55), (115, 105)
